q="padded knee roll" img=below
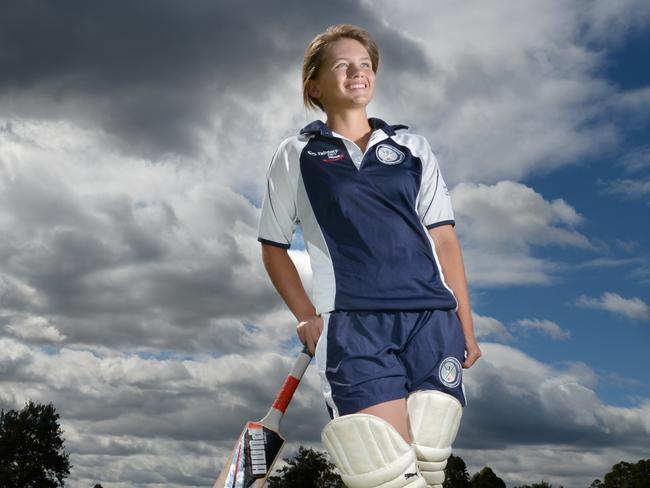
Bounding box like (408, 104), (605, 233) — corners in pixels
(407, 391), (462, 488)
(321, 413), (426, 488)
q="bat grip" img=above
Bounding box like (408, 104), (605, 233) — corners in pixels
(272, 376), (300, 413)
(272, 345), (312, 412)
(261, 346), (312, 429)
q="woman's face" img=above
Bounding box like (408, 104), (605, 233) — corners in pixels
(310, 37), (376, 112)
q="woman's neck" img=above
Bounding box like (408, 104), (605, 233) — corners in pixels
(325, 109), (372, 151)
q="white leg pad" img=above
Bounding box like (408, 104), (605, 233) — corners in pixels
(407, 391), (462, 488)
(321, 413), (426, 488)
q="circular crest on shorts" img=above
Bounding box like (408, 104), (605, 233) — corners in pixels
(438, 357), (462, 388)
(375, 144), (405, 165)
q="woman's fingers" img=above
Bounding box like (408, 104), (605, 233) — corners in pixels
(462, 342), (482, 368)
(296, 315), (323, 356)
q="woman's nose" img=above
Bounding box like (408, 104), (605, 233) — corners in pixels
(348, 64), (363, 76)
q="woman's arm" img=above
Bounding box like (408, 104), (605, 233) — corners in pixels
(428, 225), (481, 368)
(261, 243), (322, 355)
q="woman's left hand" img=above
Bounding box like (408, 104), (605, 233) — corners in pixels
(463, 339), (482, 368)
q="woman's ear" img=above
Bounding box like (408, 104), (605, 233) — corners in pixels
(306, 79), (321, 99)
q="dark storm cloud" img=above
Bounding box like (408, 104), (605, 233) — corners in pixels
(0, 0), (429, 161)
(0, 140), (291, 353)
(0, 0), (431, 356)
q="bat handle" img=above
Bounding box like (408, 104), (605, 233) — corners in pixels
(260, 345), (312, 430)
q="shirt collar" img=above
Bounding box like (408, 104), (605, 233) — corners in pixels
(299, 117), (408, 137)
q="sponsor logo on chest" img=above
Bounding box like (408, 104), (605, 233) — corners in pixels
(307, 149), (345, 163)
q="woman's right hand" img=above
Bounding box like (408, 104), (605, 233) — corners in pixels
(296, 314), (324, 356)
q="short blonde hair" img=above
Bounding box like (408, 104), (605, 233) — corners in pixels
(302, 24), (380, 111)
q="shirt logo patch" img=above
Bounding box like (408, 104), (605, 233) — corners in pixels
(376, 144), (405, 165)
(307, 149), (344, 163)
(439, 357), (462, 388)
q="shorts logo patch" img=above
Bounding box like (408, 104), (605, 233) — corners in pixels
(439, 357), (462, 388)
(375, 144), (405, 165)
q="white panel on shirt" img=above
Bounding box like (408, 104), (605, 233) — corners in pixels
(257, 137), (302, 248)
(393, 133), (455, 229)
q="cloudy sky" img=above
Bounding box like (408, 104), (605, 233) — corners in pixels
(1, 1), (649, 487)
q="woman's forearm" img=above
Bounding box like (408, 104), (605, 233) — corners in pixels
(428, 225), (477, 346)
(261, 244), (317, 321)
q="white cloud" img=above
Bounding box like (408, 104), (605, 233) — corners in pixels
(0, 119), (307, 354)
(364, 0), (650, 185)
(602, 177), (650, 199)
(513, 318), (570, 341)
(473, 313), (514, 342)
(630, 264), (650, 284)
(0, 338), (327, 488)
(619, 145), (650, 173)
(456, 445), (649, 488)
(1, 338), (648, 488)
(6, 315), (65, 343)
(574, 256), (641, 268)
(576, 292), (650, 320)
(451, 181), (591, 286)
(1, 2), (649, 487)
(461, 343), (650, 486)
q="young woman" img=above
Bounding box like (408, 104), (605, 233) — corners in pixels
(257, 24), (480, 488)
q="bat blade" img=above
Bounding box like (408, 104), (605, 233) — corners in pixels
(214, 346), (312, 488)
(216, 421), (284, 488)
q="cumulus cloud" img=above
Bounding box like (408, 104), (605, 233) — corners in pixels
(0, 119), (306, 354)
(461, 343), (650, 486)
(451, 180), (591, 286)
(365, 0), (650, 185)
(3, 338), (648, 488)
(2, 1), (649, 188)
(576, 292), (650, 320)
(473, 313), (514, 342)
(455, 445), (650, 488)
(513, 318), (570, 341)
(5, 315), (65, 343)
(0, 337), (330, 488)
(1, 1), (649, 487)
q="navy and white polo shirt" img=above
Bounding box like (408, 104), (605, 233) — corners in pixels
(257, 117), (458, 315)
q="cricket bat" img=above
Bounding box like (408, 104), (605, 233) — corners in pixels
(213, 345), (313, 488)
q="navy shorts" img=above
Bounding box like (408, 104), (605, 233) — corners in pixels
(314, 309), (466, 419)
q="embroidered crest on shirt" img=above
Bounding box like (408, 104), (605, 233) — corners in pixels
(376, 144), (405, 165)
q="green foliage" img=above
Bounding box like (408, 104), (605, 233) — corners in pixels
(444, 454), (471, 488)
(471, 466), (506, 488)
(591, 459), (650, 488)
(266, 448), (649, 488)
(267, 445), (344, 488)
(514, 482), (555, 488)
(0, 400), (71, 488)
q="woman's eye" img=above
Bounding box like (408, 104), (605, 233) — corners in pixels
(336, 62), (348, 69)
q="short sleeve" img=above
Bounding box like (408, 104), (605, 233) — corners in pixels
(416, 137), (455, 229)
(257, 141), (297, 249)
